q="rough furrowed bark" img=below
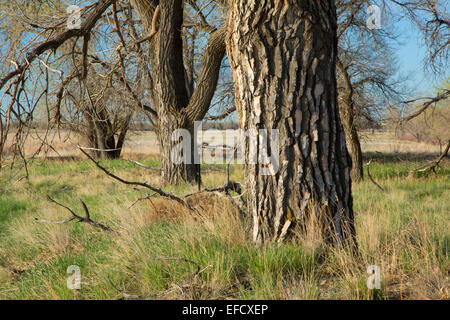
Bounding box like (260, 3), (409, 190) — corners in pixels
(226, 0), (356, 247)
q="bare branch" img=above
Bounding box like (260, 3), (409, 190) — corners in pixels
(35, 196), (115, 233)
(365, 160), (385, 192)
(205, 106), (236, 121)
(401, 90), (449, 122)
(107, 275), (142, 299)
(133, 5), (160, 45)
(0, 0), (115, 91)
(78, 146), (197, 212)
(410, 140), (450, 176)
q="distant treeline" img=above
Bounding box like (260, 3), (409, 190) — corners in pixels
(4, 119), (240, 131)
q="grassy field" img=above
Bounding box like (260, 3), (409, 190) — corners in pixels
(0, 148), (448, 299)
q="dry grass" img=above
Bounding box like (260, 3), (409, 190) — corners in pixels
(3, 129), (441, 161)
(360, 130), (441, 154)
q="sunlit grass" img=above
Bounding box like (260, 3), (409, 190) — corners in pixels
(0, 154), (448, 300)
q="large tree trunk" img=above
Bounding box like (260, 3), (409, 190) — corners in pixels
(130, 0), (226, 185)
(337, 59), (364, 182)
(227, 0), (356, 246)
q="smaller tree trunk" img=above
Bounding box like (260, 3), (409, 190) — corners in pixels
(337, 59), (364, 182)
(84, 111), (129, 160)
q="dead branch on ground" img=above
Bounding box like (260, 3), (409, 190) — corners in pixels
(107, 256), (202, 300)
(35, 196), (115, 233)
(409, 140), (450, 176)
(127, 160), (160, 171)
(107, 275), (142, 300)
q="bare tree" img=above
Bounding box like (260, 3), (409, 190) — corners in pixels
(63, 67), (134, 159)
(0, 0), (229, 184)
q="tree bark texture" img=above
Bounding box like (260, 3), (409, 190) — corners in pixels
(226, 0), (356, 246)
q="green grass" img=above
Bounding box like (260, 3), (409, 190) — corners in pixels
(0, 155), (448, 300)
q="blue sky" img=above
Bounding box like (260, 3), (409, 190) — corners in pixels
(393, 18), (448, 98)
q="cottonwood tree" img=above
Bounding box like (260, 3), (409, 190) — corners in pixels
(227, 1), (356, 246)
(62, 66), (134, 159)
(129, 0), (227, 184)
(334, 0), (449, 182)
(0, 0), (228, 184)
(336, 0), (402, 182)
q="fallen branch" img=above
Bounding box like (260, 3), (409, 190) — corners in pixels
(78, 145), (122, 153)
(365, 160), (385, 192)
(127, 192), (157, 209)
(409, 140), (449, 176)
(35, 196), (115, 233)
(107, 256), (202, 300)
(78, 146), (197, 212)
(184, 180), (242, 198)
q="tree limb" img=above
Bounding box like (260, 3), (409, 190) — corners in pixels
(35, 196), (115, 233)
(410, 140), (450, 176)
(0, 0), (115, 91)
(78, 146), (197, 212)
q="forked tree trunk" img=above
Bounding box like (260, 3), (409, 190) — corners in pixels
(227, 0), (356, 246)
(130, 0), (226, 185)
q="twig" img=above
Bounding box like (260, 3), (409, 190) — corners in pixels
(127, 192), (157, 209)
(35, 196), (115, 233)
(365, 160), (385, 191)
